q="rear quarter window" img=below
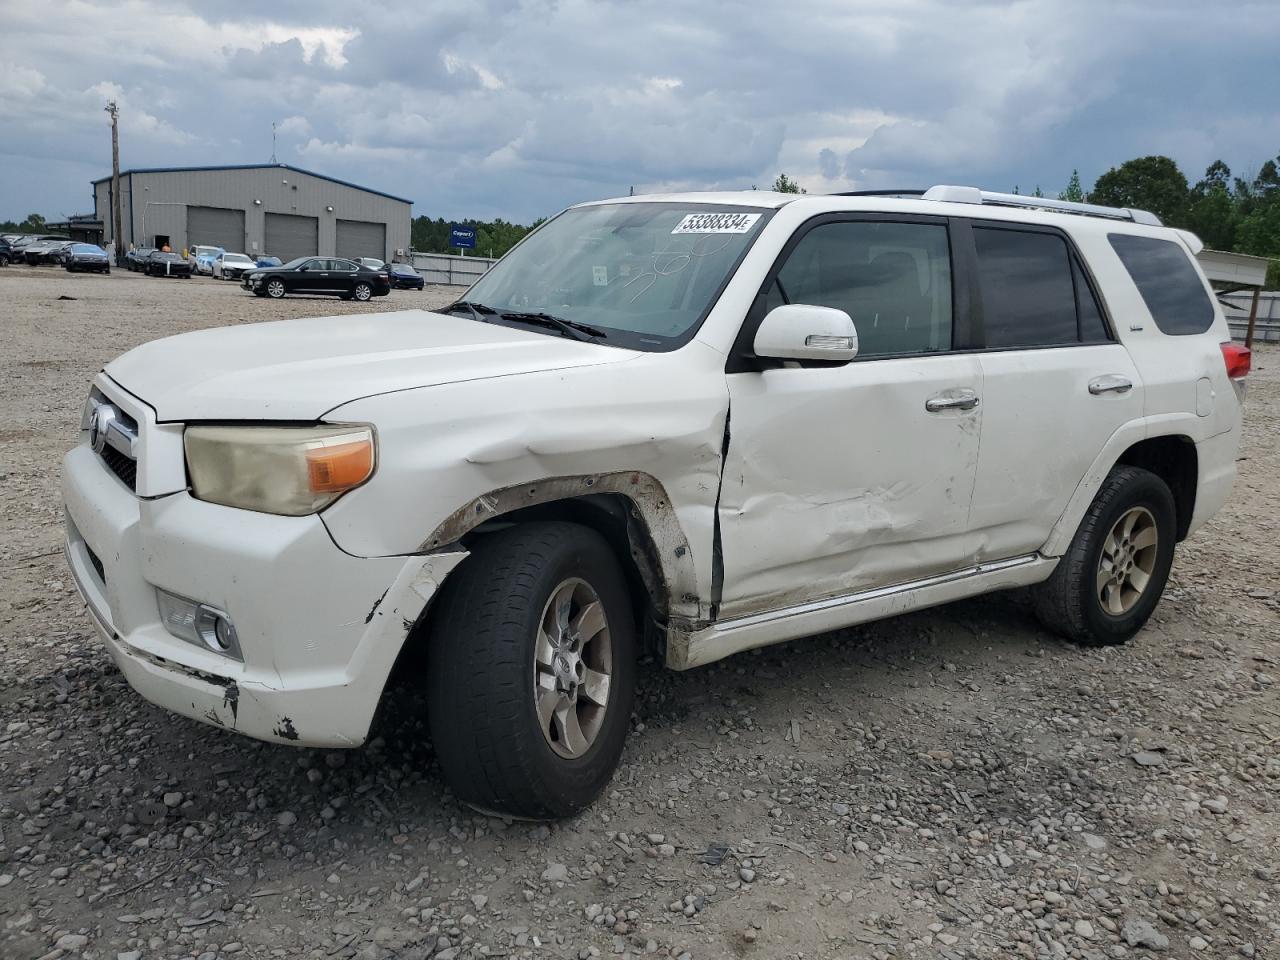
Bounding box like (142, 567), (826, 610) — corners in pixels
(1108, 234), (1215, 335)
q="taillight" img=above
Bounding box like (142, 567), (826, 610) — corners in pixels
(1221, 341), (1251, 380)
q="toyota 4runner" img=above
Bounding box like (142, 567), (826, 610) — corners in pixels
(63, 186), (1249, 818)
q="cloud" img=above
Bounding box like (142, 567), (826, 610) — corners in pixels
(1, 0), (1277, 223)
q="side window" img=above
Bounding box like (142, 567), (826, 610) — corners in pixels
(1074, 259), (1110, 342)
(769, 220), (953, 358)
(973, 227), (1077, 347)
(336, 259), (358, 271)
(1108, 233), (1214, 335)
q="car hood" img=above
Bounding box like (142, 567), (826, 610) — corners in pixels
(105, 310), (639, 422)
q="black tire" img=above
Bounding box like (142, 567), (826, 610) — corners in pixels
(353, 282), (373, 302)
(265, 277), (286, 299)
(427, 522), (636, 819)
(1032, 466), (1176, 646)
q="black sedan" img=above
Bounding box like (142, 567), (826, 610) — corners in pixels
(242, 256), (390, 301)
(146, 251), (192, 278)
(386, 262), (425, 290)
(64, 243), (111, 274)
(126, 247), (156, 271)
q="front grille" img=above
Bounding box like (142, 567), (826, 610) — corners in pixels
(100, 444), (138, 490)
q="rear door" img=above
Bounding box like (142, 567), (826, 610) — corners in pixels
(962, 220), (1142, 561)
(332, 258), (361, 294)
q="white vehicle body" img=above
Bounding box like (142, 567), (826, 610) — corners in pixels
(64, 188), (1244, 756)
(189, 245), (223, 273)
(357, 257), (385, 270)
(211, 251), (256, 280)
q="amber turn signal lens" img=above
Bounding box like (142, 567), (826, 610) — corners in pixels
(307, 440), (374, 493)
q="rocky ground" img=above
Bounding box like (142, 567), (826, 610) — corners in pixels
(1, 266), (1277, 960)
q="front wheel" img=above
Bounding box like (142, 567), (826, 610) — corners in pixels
(1033, 466), (1176, 646)
(427, 522), (636, 819)
(265, 278), (286, 299)
(353, 282), (372, 301)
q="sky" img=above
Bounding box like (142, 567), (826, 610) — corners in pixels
(1, 0), (1277, 225)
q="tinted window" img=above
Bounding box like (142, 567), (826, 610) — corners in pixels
(334, 260), (359, 271)
(974, 228), (1077, 347)
(1108, 233), (1214, 335)
(1074, 259), (1109, 342)
(768, 220), (953, 357)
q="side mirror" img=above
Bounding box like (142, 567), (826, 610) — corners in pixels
(753, 304), (859, 362)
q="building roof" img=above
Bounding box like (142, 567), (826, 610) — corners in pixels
(92, 163), (412, 205)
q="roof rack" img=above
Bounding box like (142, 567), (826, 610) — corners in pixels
(921, 185), (1162, 226)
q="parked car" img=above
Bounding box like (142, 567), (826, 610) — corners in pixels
(126, 247), (156, 272)
(22, 237), (72, 265)
(241, 257), (390, 300)
(189, 245), (224, 274)
(255, 255), (282, 268)
(146, 251), (193, 277)
(386, 262), (425, 290)
(0, 238), (14, 266)
(212, 251), (256, 281)
(64, 243), (111, 274)
(48, 241), (79, 266)
(356, 257), (385, 271)
(63, 186), (1247, 820)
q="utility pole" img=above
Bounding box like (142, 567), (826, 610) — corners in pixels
(105, 101), (123, 265)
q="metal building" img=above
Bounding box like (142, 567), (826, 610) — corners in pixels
(92, 163), (412, 262)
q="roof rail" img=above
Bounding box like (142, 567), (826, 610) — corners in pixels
(921, 185), (1162, 226)
(828, 189), (925, 197)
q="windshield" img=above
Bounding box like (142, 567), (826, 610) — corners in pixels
(72, 244), (103, 254)
(279, 257), (310, 270)
(225, 254), (252, 263)
(462, 202), (771, 350)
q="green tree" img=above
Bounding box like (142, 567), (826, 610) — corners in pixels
(1090, 156), (1189, 224)
(771, 173), (806, 194)
(0, 212), (47, 234)
(1058, 170), (1085, 203)
(1186, 161), (1238, 251)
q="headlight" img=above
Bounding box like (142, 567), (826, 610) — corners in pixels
(184, 424), (376, 516)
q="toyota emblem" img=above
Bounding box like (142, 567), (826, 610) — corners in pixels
(89, 404), (117, 454)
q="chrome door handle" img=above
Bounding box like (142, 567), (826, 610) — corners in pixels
(1089, 375), (1133, 395)
(925, 389), (980, 412)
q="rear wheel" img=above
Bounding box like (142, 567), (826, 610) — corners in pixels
(353, 282), (373, 301)
(266, 278), (286, 299)
(427, 522), (636, 819)
(1032, 466), (1176, 646)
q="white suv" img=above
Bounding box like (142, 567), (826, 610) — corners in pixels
(63, 186), (1249, 818)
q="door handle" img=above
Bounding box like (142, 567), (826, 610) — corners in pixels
(925, 389), (980, 412)
(1088, 375), (1133, 395)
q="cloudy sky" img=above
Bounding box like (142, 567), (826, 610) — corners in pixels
(1, 0), (1277, 225)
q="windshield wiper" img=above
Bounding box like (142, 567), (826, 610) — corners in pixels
(497, 310), (608, 342)
(443, 300), (499, 322)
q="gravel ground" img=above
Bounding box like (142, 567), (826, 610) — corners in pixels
(1, 265), (1277, 960)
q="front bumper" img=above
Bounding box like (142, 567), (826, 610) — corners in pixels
(62, 386), (466, 747)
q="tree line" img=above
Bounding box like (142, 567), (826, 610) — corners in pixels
(1039, 153), (1280, 286)
(410, 216), (542, 259)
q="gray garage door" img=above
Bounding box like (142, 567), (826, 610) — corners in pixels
(336, 219), (386, 261)
(187, 206), (245, 252)
(264, 213), (318, 263)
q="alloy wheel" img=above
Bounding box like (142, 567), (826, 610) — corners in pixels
(533, 578), (613, 759)
(1097, 506), (1158, 616)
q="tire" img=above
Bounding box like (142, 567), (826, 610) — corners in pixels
(427, 522), (636, 819)
(1032, 466), (1176, 646)
(353, 282), (373, 302)
(265, 278), (286, 299)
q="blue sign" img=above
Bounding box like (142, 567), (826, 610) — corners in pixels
(450, 224), (477, 249)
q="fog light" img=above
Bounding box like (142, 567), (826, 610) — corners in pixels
(156, 589), (243, 661)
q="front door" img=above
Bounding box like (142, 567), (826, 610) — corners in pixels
(718, 216), (984, 618)
(292, 258), (331, 293)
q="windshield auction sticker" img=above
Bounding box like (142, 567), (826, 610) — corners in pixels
(671, 213), (761, 235)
